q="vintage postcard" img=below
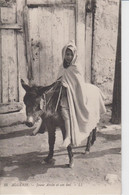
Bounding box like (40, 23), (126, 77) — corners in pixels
(0, 0), (123, 194)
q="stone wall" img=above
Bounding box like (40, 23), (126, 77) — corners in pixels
(92, 0), (119, 104)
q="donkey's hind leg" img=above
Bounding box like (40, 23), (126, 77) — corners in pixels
(85, 128), (97, 154)
(91, 127), (97, 146)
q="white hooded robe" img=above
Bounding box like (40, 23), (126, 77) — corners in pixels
(58, 41), (106, 146)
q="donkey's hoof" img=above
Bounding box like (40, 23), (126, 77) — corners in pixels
(30, 133), (35, 136)
(69, 162), (74, 168)
(65, 163), (74, 168)
(30, 131), (36, 136)
(68, 160), (74, 168)
(43, 157), (55, 164)
(84, 151), (90, 155)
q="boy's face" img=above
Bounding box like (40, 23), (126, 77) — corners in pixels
(64, 48), (74, 64)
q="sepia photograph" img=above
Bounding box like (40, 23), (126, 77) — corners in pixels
(0, 0), (121, 194)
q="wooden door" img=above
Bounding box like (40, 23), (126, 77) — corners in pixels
(27, 0), (76, 86)
(0, 2), (24, 115)
(0, 5), (18, 104)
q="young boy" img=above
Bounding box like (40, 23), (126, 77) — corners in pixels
(58, 41), (106, 148)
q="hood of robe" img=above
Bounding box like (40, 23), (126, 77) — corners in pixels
(62, 40), (77, 67)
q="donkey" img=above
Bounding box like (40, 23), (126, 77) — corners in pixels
(21, 79), (97, 168)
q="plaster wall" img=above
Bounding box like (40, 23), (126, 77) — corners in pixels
(92, 0), (119, 104)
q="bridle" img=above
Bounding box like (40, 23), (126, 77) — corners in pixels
(40, 82), (62, 113)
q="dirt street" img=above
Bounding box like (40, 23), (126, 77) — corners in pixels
(0, 106), (121, 194)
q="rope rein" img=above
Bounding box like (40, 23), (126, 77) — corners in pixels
(55, 86), (62, 112)
(41, 83), (62, 113)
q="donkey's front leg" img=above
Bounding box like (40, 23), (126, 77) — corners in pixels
(44, 129), (56, 163)
(67, 144), (74, 168)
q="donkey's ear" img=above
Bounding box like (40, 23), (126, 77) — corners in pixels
(21, 79), (30, 91)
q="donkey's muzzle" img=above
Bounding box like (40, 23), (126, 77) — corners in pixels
(25, 116), (34, 127)
(26, 121), (33, 127)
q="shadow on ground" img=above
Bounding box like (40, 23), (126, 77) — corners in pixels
(0, 129), (35, 140)
(0, 144), (121, 182)
(0, 147), (78, 181)
(75, 147), (121, 160)
(97, 131), (121, 141)
(0, 151), (57, 181)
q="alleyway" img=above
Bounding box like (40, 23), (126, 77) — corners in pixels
(0, 106), (121, 194)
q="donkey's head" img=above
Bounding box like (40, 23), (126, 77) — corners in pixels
(21, 79), (49, 127)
